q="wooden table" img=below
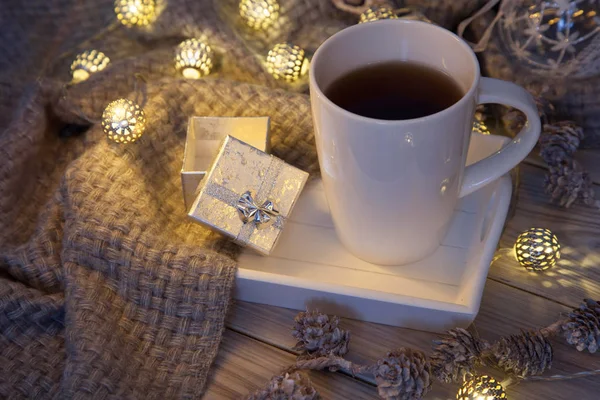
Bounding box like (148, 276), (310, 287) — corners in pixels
(204, 162), (600, 400)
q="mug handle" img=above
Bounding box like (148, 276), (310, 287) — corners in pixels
(459, 77), (541, 198)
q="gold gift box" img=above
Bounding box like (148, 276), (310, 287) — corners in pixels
(188, 135), (309, 255)
(181, 116), (271, 211)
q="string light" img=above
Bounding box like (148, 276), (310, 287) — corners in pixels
(265, 43), (309, 83)
(473, 111), (491, 135)
(102, 99), (146, 143)
(359, 6), (398, 23)
(457, 375), (507, 400)
(472, 119), (491, 135)
(515, 228), (561, 271)
(239, 0), (280, 30)
(70, 50), (110, 83)
(174, 39), (213, 79)
(114, 0), (157, 27)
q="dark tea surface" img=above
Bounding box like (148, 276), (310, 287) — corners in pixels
(324, 61), (464, 120)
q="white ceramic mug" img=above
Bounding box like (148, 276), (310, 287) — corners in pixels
(309, 19), (540, 265)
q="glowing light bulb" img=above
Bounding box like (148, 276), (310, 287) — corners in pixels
(102, 99), (146, 143)
(114, 0), (156, 27)
(70, 50), (110, 83)
(359, 6), (398, 23)
(265, 43), (309, 83)
(239, 0), (279, 30)
(515, 228), (561, 271)
(473, 120), (491, 135)
(456, 376), (507, 400)
(175, 39), (213, 79)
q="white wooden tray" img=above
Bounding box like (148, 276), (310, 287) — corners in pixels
(236, 133), (512, 333)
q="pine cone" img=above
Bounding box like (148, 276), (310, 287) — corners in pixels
(562, 299), (600, 353)
(246, 371), (320, 400)
(492, 330), (553, 377)
(503, 96), (555, 133)
(503, 108), (526, 133)
(330, 0), (391, 15)
(292, 310), (350, 359)
(539, 121), (584, 167)
(373, 348), (432, 400)
(430, 328), (490, 383)
(535, 96), (555, 125)
(474, 105), (486, 124)
(545, 160), (596, 208)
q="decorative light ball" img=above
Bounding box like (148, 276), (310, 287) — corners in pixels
(473, 111), (491, 135)
(266, 43), (309, 83)
(175, 39), (213, 79)
(515, 228), (561, 271)
(457, 375), (507, 400)
(359, 6), (398, 23)
(70, 50), (110, 83)
(239, 0), (280, 30)
(498, 0), (600, 79)
(102, 99), (146, 143)
(114, 0), (157, 27)
(472, 120), (491, 135)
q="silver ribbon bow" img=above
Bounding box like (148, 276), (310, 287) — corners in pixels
(201, 154), (286, 246)
(237, 191), (279, 227)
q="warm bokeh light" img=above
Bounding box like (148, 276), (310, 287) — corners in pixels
(457, 375), (507, 400)
(114, 0), (156, 27)
(239, 0), (279, 30)
(515, 228), (561, 271)
(359, 6), (398, 23)
(265, 43), (309, 83)
(175, 39), (213, 79)
(70, 50), (110, 83)
(102, 99), (146, 143)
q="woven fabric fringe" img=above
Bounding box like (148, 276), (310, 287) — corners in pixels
(0, 0), (480, 398)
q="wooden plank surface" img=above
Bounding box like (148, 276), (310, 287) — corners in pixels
(204, 330), (377, 399)
(204, 159), (600, 399)
(224, 280), (600, 399)
(490, 163), (600, 307)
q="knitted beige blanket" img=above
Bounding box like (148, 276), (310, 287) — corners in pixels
(0, 0), (482, 398)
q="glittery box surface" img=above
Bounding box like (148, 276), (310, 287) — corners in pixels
(188, 135), (309, 255)
(181, 116), (271, 211)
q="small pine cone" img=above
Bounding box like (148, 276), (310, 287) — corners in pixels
(535, 96), (555, 125)
(562, 299), (600, 353)
(503, 96), (555, 133)
(430, 328), (490, 383)
(474, 104), (487, 123)
(545, 161), (596, 208)
(539, 121), (584, 167)
(373, 348), (432, 400)
(331, 0), (391, 15)
(246, 371), (320, 400)
(492, 330), (553, 378)
(540, 144), (569, 168)
(292, 310), (350, 359)
(503, 108), (526, 133)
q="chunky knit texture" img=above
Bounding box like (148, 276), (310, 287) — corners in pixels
(0, 0), (480, 397)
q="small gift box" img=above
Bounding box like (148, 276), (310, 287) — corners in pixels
(181, 116), (271, 211)
(188, 135), (309, 255)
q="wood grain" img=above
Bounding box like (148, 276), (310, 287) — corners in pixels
(204, 329), (378, 399)
(205, 157), (600, 399)
(489, 163), (600, 307)
(226, 279), (600, 399)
